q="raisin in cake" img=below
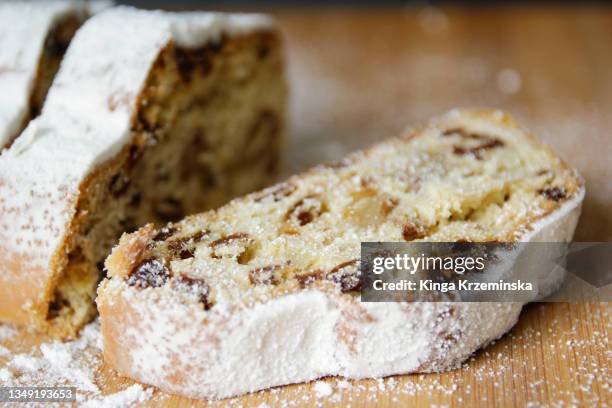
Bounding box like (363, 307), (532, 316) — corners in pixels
(98, 109), (584, 400)
(0, 7), (286, 337)
(0, 1), (92, 148)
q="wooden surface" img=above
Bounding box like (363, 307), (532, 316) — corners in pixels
(2, 5), (611, 407)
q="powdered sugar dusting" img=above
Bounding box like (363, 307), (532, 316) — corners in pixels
(0, 320), (153, 406)
(0, 324), (16, 358)
(0, 323), (17, 341)
(313, 381), (333, 398)
(82, 384), (154, 408)
(0, 1), (87, 146)
(0, 304), (608, 405)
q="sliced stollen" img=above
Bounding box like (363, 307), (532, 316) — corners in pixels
(0, 1), (92, 148)
(0, 7), (286, 337)
(98, 109), (585, 400)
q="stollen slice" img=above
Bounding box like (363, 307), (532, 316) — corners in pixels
(98, 109), (584, 399)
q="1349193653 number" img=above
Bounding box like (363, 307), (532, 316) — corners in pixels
(0, 387), (76, 402)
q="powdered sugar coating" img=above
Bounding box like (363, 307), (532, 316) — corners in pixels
(100, 284), (523, 400)
(0, 7), (275, 318)
(0, 1), (88, 146)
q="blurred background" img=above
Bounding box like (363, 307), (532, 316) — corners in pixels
(120, 1), (611, 241)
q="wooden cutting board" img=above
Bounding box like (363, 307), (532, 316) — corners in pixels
(1, 5), (611, 407)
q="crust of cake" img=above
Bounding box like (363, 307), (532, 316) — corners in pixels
(0, 9), (284, 338)
(97, 109), (585, 399)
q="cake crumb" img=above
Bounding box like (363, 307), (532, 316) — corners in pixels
(0, 324), (17, 341)
(313, 381), (333, 398)
(82, 384), (154, 408)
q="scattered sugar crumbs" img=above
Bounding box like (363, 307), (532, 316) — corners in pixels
(0, 319), (153, 407)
